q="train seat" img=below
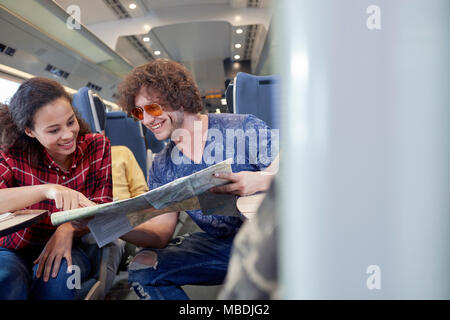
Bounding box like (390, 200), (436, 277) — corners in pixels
(105, 111), (148, 181)
(71, 87), (125, 300)
(232, 72), (281, 130)
(224, 81), (234, 113)
(72, 87), (103, 133)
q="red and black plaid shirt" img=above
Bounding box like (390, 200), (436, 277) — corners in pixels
(0, 133), (113, 250)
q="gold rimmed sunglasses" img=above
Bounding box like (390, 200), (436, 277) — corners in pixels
(130, 103), (164, 120)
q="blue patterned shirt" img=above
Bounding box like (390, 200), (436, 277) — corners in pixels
(148, 113), (278, 237)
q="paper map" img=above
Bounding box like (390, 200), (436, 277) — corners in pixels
(50, 159), (240, 247)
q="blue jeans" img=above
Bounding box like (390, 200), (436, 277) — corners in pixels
(0, 244), (91, 300)
(128, 232), (235, 300)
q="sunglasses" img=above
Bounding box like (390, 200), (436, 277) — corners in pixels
(130, 103), (164, 120)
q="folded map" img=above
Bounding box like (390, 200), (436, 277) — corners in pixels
(50, 159), (240, 247)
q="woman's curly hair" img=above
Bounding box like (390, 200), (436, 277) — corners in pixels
(0, 77), (90, 166)
(117, 59), (203, 114)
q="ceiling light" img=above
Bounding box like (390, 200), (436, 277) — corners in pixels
(129, 3), (137, 9)
(221, 99), (227, 106)
(234, 43), (242, 49)
(143, 37), (150, 42)
(234, 54), (241, 60)
(236, 28), (243, 34)
(154, 50), (161, 56)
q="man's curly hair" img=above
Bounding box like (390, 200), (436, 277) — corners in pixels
(117, 59), (203, 114)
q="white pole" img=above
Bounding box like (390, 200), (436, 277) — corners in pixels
(277, 0), (450, 299)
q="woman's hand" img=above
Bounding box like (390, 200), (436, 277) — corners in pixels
(34, 186), (98, 281)
(43, 184), (95, 211)
(44, 184), (97, 232)
(210, 171), (272, 197)
(34, 222), (75, 282)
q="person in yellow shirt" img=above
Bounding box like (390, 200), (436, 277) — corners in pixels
(111, 145), (149, 200)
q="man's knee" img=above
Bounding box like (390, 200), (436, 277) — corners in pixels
(129, 250), (158, 271)
(128, 250), (159, 296)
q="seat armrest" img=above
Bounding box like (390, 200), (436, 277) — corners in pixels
(236, 193), (267, 220)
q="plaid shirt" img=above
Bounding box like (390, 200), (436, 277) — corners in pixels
(0, 133), (113, 250)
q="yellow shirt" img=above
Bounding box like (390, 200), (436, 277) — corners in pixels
(111, 145), (149, 200)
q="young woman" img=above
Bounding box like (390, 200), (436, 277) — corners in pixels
(0, 77), (112, 300)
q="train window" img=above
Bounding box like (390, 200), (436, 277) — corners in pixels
(0, 77), (20, 104)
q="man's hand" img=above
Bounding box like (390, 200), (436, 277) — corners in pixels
(210, 171), (272, 197)
(71, 217), (93, 235)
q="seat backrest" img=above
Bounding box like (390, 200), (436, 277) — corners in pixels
(92, 95), (107, 132)
(72, 88), (124, 299)
(72, 87), (102, 133)
(232, 72), (281, 129)
(225, 81), (234, 113)
(105, 111), (148, 180)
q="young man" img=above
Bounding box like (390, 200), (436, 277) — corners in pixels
(117, 59), (278, 300)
